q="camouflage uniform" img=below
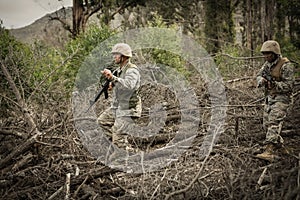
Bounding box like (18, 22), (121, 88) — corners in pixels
(98, 43), (141, 148)
(257, 55), (294, 145)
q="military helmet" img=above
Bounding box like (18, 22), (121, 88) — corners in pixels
(111, 43), (132, 57)
(260, 40), (281, 55)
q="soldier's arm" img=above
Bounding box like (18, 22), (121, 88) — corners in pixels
(256, 64), (267, 87)
(274, 63), (294, 93)
(111, 68), (140, 90)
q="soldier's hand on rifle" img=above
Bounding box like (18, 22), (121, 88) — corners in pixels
(267, 80), (274, 89)
(108, 82), (113, 90)
(262, 77), (269, 86)
(101, 69), (113, 80)
(258, 77), (267, 88)
(258, 77), (273, 89)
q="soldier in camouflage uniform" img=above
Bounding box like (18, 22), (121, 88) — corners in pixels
(256, 40), (294, 162)
(98, 43), (142, 149)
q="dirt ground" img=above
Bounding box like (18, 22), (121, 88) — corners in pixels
(0, 65), (299, 199)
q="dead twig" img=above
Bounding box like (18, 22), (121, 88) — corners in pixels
(11, 153), (35, 172)
(48, 186), (64, 200)
(0, 129), (25, 138)
(0, 58), (44, 170)
(226, 76), (253, 83)
(256, 167), (268, 188)
(73, 175), (89, 198)
(218, 53), (265, 60)
(65, 173), (71, 200)
(0, 132), (41, 169)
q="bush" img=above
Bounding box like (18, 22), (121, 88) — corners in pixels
(64, 25), (115, 91)
(0, 24), (33, 107)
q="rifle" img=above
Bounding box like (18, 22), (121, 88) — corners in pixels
(85, 68), (118, 112)
(258, 67), (273, 88)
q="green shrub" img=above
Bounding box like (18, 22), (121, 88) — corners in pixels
(64, 25), (115, 91)
(139, 13), (191, 78)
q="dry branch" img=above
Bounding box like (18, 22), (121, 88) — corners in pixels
(219, 53), (265, 60)
(0, 132), (41, 169)
(1, 62), (34, 129)
(65, 173), (71, 200)
(257, 167), (268, 187)
(164, 152), (214, 200)
(48, 186), (64, 200)
(226, 76), (253, 83)
(73, 175), (89, 198)
(0, 58), (44, 170)
(11, 153), (34, 172)
(0, 129), (25, 138)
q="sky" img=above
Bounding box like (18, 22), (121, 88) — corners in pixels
(0, 0), (72, 29)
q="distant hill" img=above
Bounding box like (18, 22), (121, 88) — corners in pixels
(9, 7), (73, 48)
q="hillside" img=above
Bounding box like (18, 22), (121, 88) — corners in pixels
(9, 7), (72, 47)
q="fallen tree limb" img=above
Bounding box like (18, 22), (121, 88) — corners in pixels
(0, 59), (43, 170)
(164, 157), (215, 200)
(73, 175), (89, 198)
(1, 60), (37, 131)
(0, 132), (42, 169)
(218, 53), (265, 60)
(48, 186), (64, 200)
(11, 153), (35, 172)
(4, 166), (118, 199)
(65, 173), (71, 200)
(226, 76), (253, 83)
(0, 129), (25, 138)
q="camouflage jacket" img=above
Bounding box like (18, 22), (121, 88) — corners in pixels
(257, 56), (294, 103)
(110, 61), (142, 117)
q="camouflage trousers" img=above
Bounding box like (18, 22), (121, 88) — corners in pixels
(263, 97), (289, 145)
(97, 107), (135, 149)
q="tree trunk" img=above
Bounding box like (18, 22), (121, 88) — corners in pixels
(260, 0), (266, 41)
(265, 0), (275, 40)
(72, 0), (84, 37)
(245, 0), (253, 55)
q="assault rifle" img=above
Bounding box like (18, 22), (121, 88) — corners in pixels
(258, 67), (273, 88)
(85, 67), (118, 112)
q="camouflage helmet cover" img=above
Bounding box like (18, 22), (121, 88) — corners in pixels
(260, 40), (281, 55)
(111, 43), (132, 57)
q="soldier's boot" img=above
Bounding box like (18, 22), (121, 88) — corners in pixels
(108, 134), (136, 168)
(256, 144), (279, 162)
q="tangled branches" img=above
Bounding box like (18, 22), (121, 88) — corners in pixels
(1, 53), (300, 199)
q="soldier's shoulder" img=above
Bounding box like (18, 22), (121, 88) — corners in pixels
(128, 63), (138, 69)
(282, 60), (294, 70)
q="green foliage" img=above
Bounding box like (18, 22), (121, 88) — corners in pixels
(280, 41), (300, 77)
(139, 14), (191, 78)
(0, 23), (34, 116)
(64, 25), (115, 90)
(276, 0), (300, 49)
(215, 43), (258, 80)
(0, 23), (33, 91)
(215, 40), (300, 80)
(0, 24), (31, 61)
(28, 42), (66, 91)
(279, 40), (300, 64)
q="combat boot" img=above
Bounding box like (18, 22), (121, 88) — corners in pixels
(256, 144), (279, 162)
